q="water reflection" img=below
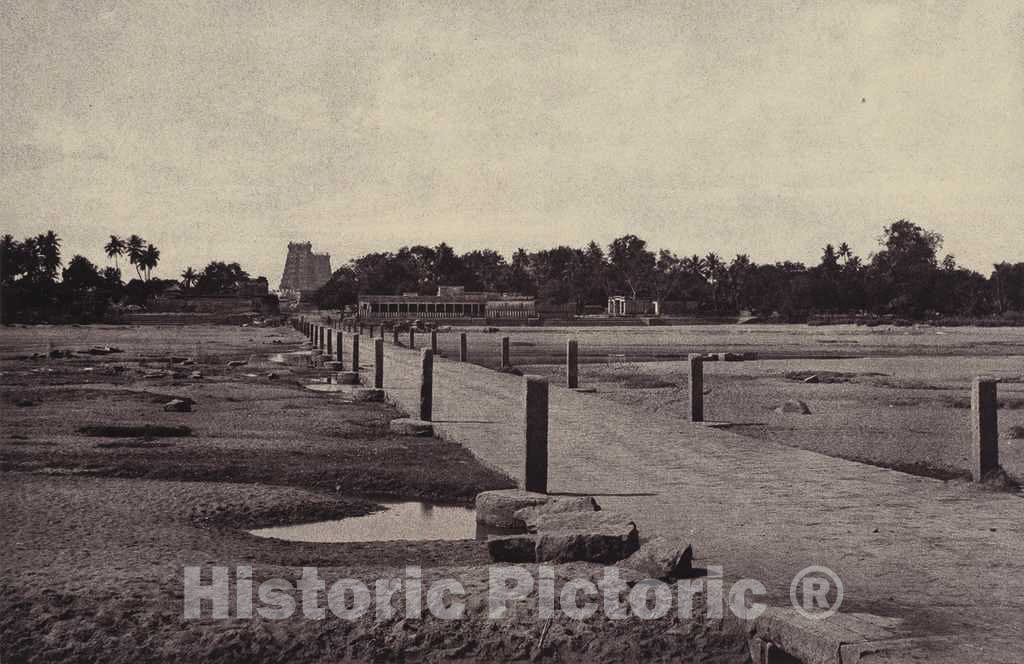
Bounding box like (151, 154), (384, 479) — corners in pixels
(248, 501), (522, 543)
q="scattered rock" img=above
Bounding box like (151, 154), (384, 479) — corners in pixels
(475, 489), (550, 528)
(14, 399), (35, 407)
(226, 360), (247, 368)
(388, 418), (434, 437)
(487, 535), (537, 563)
(142, 371), (166, 379)
(266, 372), (279, 380)
(775, 399), (811, 414)
(803, 375), (820, 384)
(190, 371), (203, 379)
(170, 371), (186, 379)
(1007, 425), (1024, 440)
(163, 399), (192, 412)
(86, 345), (122, 355)
(617, 537), (693, 579)
(514, 496), (601, 530)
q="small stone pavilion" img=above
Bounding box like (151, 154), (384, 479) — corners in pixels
(358, 286), (535, 321)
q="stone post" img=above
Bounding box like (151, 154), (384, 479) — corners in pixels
(319, 325), (325, 350)
(501, 336), (510, 370)
(374, 338), (384, 389)
(326, 328), (333, 356)
(689, 354), (704, 422)
(352, 334), (360, 370)
(430, 331), (438, 354)
(567, 339), (579, 389)
(409, 329), (416, 349)
(419, 349), (433, 421)
(459, 333), (468, 362)
(524, 375), (549, 494)
(971, 377), (999, 482)
(335, 330), (344, 367)
(392, 326), (399, 345)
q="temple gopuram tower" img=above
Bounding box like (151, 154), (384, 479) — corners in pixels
(278, 242), (332, 299)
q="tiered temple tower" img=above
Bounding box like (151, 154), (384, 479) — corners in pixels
(278, 242), (332, 296)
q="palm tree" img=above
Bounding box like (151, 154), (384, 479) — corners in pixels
(104, 235), (126, 269)
(126, 235), (145, 278)
(180, 266), (198, 291)
(681, 254), (707, 280)
(837, 242), (852, 264)
(704, 253), (725, 310)
(139, 243), (160, 280)
(36, 231), (62, 280)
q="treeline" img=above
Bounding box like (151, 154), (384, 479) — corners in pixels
(1, 232), (260, 323)
(315, 220), (1024, 321)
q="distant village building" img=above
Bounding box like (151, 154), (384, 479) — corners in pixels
(358, 286), (536, 321)
(607, 295), (654, 316)
(278, 242), (332, 299)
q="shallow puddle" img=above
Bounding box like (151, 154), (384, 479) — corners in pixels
(248, 501), (517, 542)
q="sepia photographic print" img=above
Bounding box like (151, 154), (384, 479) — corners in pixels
(2, 1), (1023, 662)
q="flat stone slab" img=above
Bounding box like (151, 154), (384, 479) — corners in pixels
(323, 361), (343, 371)
(304, 383), (350, 392)
(333, 371), (360, 385)
(573, 387), (598, 393)
(751, 608), (905, 664)
(513, 496), (600, 529)
(389, 418), (434, 437)
(475, 489), (550, 528)
(487, 535), (536, 563)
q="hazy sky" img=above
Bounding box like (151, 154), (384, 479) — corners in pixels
(3, 0), (1022, 283)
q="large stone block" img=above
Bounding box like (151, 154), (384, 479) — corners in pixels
(533, 511), (640, 564)
(617, 536), (693, 579)
(475, 489), (550, 528)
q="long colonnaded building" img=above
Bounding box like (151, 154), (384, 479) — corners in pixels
(357, 286), (536, 321)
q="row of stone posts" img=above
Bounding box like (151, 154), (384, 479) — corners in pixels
(296, 319), (1003, 491)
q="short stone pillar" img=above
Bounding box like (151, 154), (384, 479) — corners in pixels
(326, 328), (333, 356)
(419, 349), (433, 421)
(501, 336), (511, 370)
(392, 326), (399, 345)
(524, 375), (549, 494)
(688, 354), (704, 422)
(352, 334), (360, 370)
(971, 377), (999, 481)
(379, 325), (385, 339)
(460, 333), (468, 362)
(335, 330), (344, 366)
(430, 331), (438, 354)
(409, 329), (416, 349)
(567, 339), (579, 389)
(374, 338), (384, 389)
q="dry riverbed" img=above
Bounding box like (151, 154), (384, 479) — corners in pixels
(0, 324), (749, 663)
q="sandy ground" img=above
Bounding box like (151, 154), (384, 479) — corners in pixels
(0, 324), (750, 663)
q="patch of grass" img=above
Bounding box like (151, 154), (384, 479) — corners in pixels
(784, 370), (888, 383)
(78, 424), (192, 438)
(622, 376), (678, 389)
(944, 397), (1024, 410)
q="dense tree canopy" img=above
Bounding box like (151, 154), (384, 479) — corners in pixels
(314, 220), (1023, 321)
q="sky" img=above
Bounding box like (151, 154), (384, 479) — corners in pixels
(2, 0), (1022, 285)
